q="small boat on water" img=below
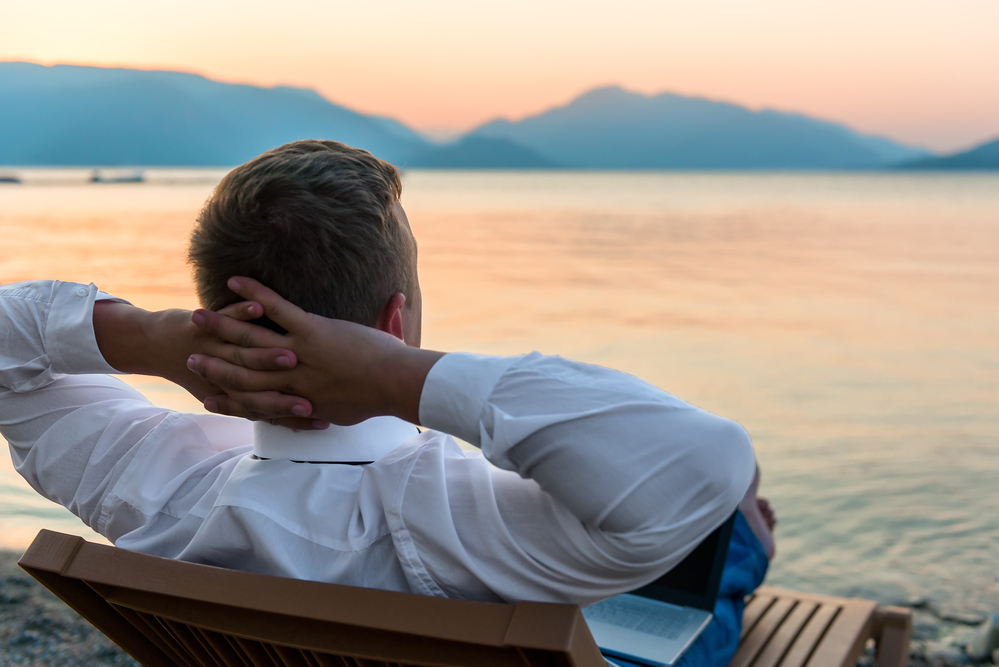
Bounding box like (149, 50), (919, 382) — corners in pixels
(0, 173), (21, 184)
(90, 169), (144, 184)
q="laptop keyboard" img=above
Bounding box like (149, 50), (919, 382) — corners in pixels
(583, 596), (693, 640)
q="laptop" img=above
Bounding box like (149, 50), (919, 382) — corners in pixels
(583, 512), (737, 667)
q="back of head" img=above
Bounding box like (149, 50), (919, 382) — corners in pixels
(189, 140), (413, 327)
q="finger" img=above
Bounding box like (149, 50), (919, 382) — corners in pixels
(227, 277), (312, 334)
(201, 340), (298, 371)
(192, 308), (287, 349)
(203, 391), (313, 420)
(188, 354), (298, 394)
(217, 300), (264, 322)
(202, 395), (327, 431)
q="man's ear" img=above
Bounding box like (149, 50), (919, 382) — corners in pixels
(376, 292), (407, 342)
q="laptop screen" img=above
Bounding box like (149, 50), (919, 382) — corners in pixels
(628, 512), (737, 612)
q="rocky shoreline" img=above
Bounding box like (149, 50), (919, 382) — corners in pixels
(0, 551), (135, 666)
(875, 605), (998, 667)
(0, 550), (993, 667)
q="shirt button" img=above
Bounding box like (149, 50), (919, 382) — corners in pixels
(76, 287), (88, 297)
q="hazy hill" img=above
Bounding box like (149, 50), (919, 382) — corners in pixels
(406, 136), (557, 168)
(896, 137), (999, 170)
(2, 64), (938, 170)
(0, 62), (433, 166)
(470, 86), (929, 169)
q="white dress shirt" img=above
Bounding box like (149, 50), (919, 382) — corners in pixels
(0, 280), (755, 605)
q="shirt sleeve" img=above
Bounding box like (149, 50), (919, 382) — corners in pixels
(0, 281), (125, 393)
(0, 280), (250, 542)
(408, 351), (757, 603)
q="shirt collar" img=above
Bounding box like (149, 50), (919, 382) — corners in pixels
(252, 417), (419, 462)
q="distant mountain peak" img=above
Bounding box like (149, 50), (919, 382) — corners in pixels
(897, 136), (999, 170)
(470, 84), (930, 169)
(572, 84), (634, 100)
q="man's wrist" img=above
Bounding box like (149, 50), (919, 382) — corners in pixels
(384, 347), (446, 425)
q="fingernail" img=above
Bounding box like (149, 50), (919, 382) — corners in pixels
(246, 304), (257, 315)
(204, 398), (217, 413)
(229, 278), (241, 290)
(276, 355), (292, 368)
(187, 355), (197, 371)
(291, 404), (309, 416)
(191, 312), (206, 327)
(312, 421), (330, 430)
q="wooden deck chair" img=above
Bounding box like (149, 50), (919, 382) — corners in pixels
(19, 530), (912, 667)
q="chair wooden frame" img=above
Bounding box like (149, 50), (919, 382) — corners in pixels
(19, 530), (912, 667)
(19, 529), (605, 667)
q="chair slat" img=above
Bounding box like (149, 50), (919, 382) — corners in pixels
(309, 654), (338, 667)
(225, 635), (257, 666)
(150, 613), (202, 667)
(198, 627), (248, 667)
(190, 626), (239, 667)
(730, 597), (796, 667)
(112, 604), (193, 667)
(741, 594), (776, 640)
(233, 637), (277, 667)
(751, 601), (819, 667)
(272, 644), (310, 667)
(777, 604), (840, 667)
(164, 617), (226, 667)
(316, 651), (349, 667)
(805, 602), (875, 667)
(261, 641), (283, 665)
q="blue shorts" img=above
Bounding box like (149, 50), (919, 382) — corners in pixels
(609, 511), (770, 667)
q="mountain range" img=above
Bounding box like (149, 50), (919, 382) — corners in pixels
(2, 62), (993, 169)
(0, 62), (430, 167)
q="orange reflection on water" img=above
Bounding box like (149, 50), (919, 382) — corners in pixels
(1, 172), (997, 613)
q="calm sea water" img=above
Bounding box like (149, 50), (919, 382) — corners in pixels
(1, 170), (997, 617)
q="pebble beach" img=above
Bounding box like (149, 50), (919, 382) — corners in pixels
(0, 552), (135, 666)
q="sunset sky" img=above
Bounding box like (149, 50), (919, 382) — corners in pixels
(4, 0), (998, 152)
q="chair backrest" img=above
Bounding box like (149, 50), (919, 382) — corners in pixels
(19, 529), (606, 667)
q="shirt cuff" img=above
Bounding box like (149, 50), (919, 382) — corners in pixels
(418, 352), (520, 447)
(45, 282), (131, 375)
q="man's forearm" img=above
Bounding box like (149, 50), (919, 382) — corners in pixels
(93, 301), (227, 401)
(93, 301), (189, 385)
(93, 301), (151, 375)
(420, 352), (756, 538)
